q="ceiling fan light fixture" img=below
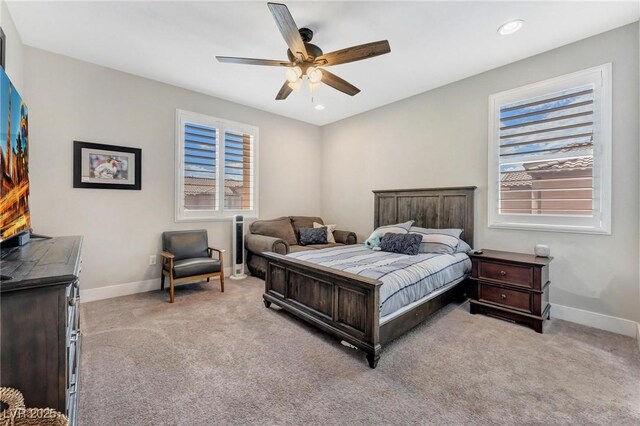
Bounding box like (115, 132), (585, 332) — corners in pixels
(308, 81), (322, 92)
(307, 67), (323, 84)
(498, 19), (524, 35)
(288, 79), (302, 92)
(285, 66), (302, 83)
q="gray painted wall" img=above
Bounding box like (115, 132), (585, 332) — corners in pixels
(24, 47), (322, 290)
(320, 23), (640, 322)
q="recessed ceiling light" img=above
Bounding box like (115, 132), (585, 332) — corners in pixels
(314, 104), (325, 111)
(498, 19), (524, 35)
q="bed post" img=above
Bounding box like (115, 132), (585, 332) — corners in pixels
(366, 276), (381, 368)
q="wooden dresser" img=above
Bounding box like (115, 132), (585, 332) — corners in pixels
(468, 249), (552, 333)
(0, 236), (83, 425)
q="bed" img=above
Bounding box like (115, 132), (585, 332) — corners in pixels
(262, 187), (476, 368)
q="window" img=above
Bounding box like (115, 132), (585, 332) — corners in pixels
(175, 110), (258, 221)
(488, 64), (611, 234)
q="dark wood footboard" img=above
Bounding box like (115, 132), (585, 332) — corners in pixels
(263, 252), (383, 368)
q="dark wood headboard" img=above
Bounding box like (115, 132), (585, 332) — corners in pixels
(373, 187), (476, 247)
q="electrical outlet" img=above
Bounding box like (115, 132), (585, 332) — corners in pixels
(149, 255), (157, 266)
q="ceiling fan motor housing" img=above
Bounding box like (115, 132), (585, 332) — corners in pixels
(299, 27), (313, 42)
(286, 28), (323, 62)
(287, 43), (323, 62)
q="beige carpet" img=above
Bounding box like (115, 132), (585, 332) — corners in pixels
(79, 277), (640, 425)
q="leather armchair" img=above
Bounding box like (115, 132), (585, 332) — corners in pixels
(160, 230), (225, 303)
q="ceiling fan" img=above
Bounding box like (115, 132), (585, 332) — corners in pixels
(216, 2), (391, 100)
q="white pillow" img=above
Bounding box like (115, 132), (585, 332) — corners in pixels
(314, 222), (336, 243)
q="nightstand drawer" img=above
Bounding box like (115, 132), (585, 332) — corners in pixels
(478, 261), (533, 288)
(479, 283), (531, 313)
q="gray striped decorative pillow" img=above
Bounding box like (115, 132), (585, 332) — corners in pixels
(375, 220), (414, 235)
(408, 226), (462, 238)
(409, 228), (461, 254)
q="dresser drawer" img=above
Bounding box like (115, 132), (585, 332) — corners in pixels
(478, 261), (533, 288)
(479, 283), (532, 313)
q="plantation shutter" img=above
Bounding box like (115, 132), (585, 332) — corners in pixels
(223, 129), (254, 211)
(183, 122), (218, 211)
(176, 110), (259, 221)
(498, 86), (595, 216)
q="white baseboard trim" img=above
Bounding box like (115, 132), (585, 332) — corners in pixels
(552, 304), (639, 338)
(80, 267), (233, 303)
(81, 278), (161, 303)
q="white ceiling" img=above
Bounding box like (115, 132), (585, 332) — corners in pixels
(7, 1), (639, 126)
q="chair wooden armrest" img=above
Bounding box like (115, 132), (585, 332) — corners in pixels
(208, 247), (225, 258)
(160, 251), (175, 259)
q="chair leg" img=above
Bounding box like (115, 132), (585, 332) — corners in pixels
(169, 274), (175, 303)
(161, 273), (165, 291)
(219, 255), (224, 293)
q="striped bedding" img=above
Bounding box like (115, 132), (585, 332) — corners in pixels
(287, 245), (471, 317)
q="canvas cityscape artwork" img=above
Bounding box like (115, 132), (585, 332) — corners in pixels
(0, 67), (30, 241)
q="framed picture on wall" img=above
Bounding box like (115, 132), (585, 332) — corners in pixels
(73, 141), (142, 190)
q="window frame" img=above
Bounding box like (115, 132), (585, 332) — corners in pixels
(487, 63), (612, 234)
(175, 109), (259, 222)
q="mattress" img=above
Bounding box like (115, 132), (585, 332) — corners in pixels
(287, 245), (471, 317)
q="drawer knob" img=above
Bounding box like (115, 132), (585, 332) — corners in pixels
(500, 270), (507, 276)
(501, 294), (507, 300)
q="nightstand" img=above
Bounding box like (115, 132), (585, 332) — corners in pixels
(468, 249), (552, 333)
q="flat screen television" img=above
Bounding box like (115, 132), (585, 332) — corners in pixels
(0, 66), (30, 245)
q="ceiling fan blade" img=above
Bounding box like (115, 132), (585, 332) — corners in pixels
(216, 56), (291, 67)
(276, 81), (293, 100)
(267, 3), (308, 59)
(321, 70), (360, 96)
(315, 40), (390, 67)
